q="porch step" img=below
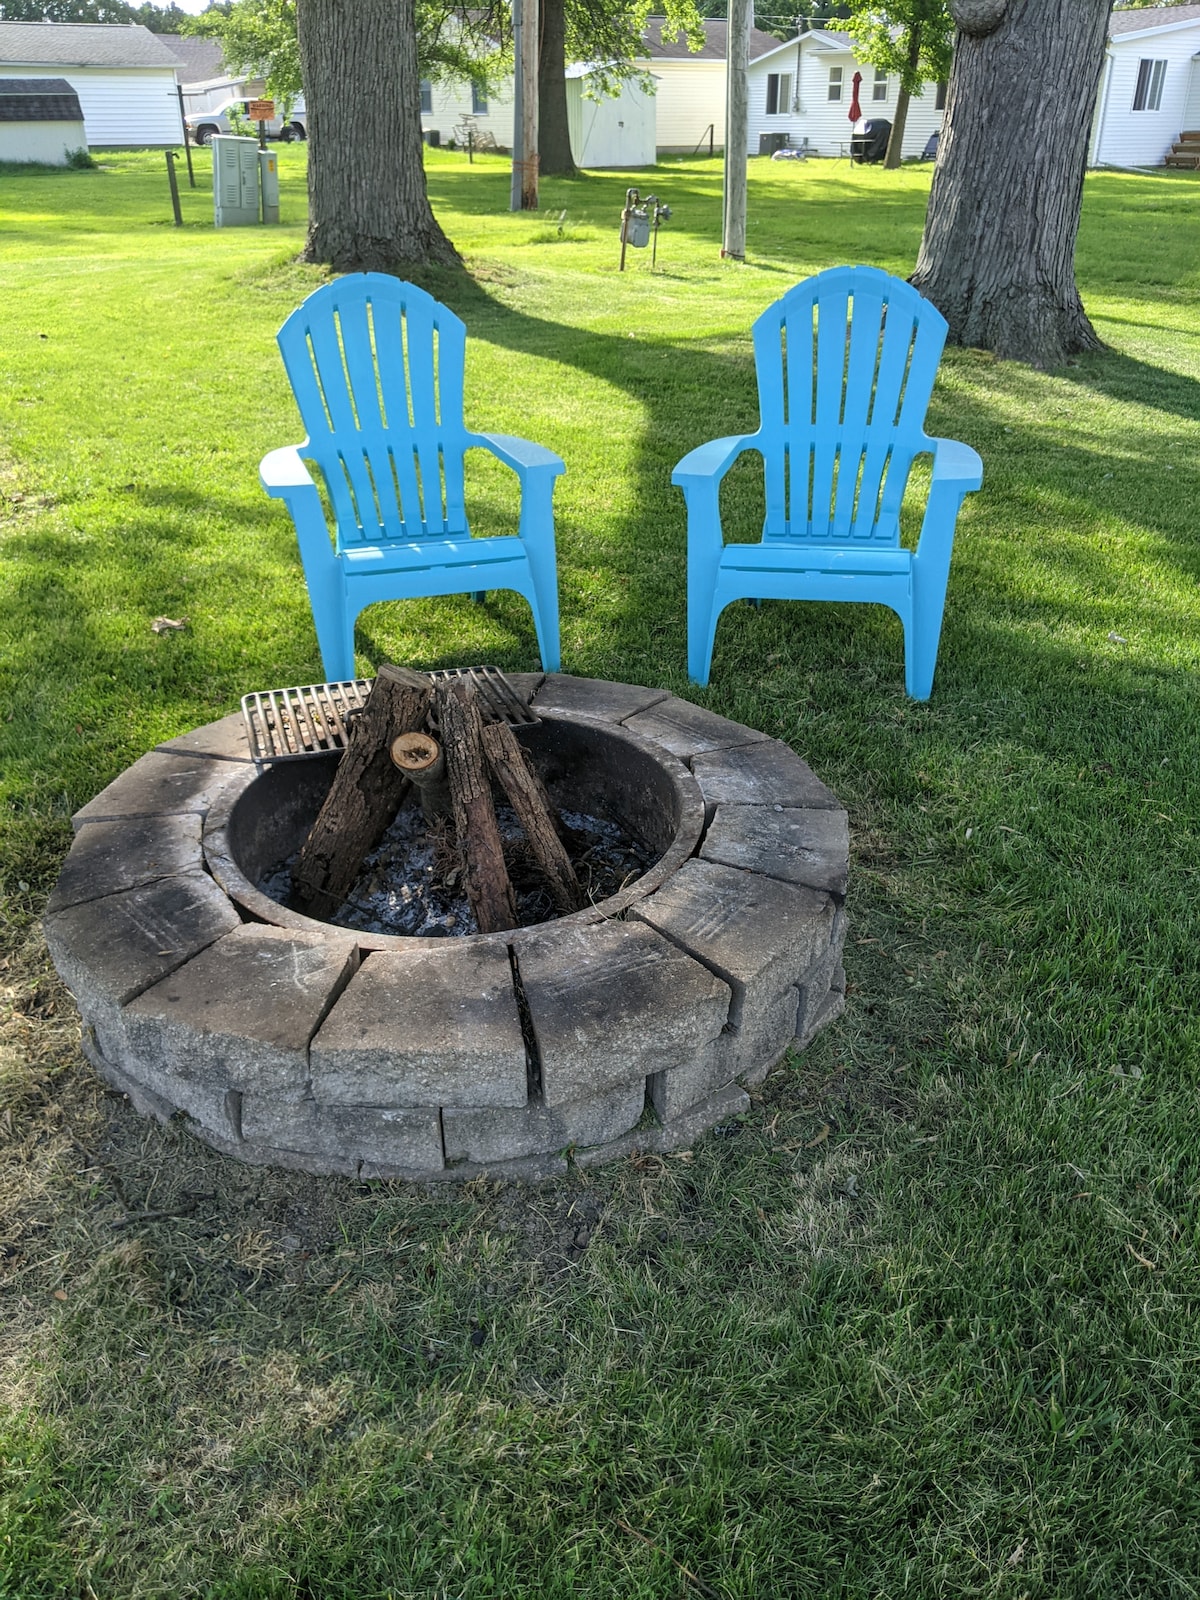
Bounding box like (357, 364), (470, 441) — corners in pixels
(1166, 152), (1200, 168)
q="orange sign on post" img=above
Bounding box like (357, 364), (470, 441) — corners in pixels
(247, 99), (275, 121)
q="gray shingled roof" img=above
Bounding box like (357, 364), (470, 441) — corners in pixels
(642, 17), (784, 62)
(0, 21), (180, 69)
(1110, 4), (1200, 33)
(0, 74), (83, 120)
(153, 33), (225, 84)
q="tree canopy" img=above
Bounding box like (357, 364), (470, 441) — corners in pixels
(0, 0), (189, 22)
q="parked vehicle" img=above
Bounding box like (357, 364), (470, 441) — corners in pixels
(186, 98), (306, 146)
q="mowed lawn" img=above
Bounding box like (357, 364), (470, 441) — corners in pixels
(1, 145), (1199, 1598)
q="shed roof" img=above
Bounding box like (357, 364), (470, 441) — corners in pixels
(153, 33), (225, 83)
(1110, 4), (1200, 36)
(641, 17), (784, 62)
(0, 74), (83, 121)
(0, 21), (180, 69)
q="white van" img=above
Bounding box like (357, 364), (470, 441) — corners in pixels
(186, 97), (307, 146)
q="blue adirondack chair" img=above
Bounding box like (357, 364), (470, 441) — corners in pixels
(261, 274), (565, 682)
(673, 265), (983, 699)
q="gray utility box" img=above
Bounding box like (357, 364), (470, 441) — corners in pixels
(213, 135), (260, 227)
(259, 147), (279, 224)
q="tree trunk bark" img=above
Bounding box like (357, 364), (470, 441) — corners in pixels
(297, 0), (460, 272)
(884, 24), (922, 170)
(910, 0), (1110, 367)
(292, 666), (432, 920)
(537, 0), (576, 176)
(885, 85), (910, 170)
(436, 681), (518, 935)
(480, 720), (584, 914)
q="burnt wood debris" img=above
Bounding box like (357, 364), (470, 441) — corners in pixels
(293, 668), (582, 935)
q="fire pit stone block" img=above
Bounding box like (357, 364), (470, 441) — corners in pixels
(71, 750), (243, 831)
(516, 920), (732, 1108)
(532, 674), (671, 724)
(442, 1079), (646, 1165)
(701, 805), (850, 896)
(690, 742), (842, 814)
(119, 924), (359, 1099)
(239, 1097), (445, 1173)
(621, 697), (772, 760)
(47, 815), (206, 914)
(310, 943), (528, 1109)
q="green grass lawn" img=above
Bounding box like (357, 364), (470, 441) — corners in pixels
(1, 144), (1199, 1599)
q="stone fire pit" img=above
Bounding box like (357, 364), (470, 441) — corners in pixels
(44, 675), (849, 1181)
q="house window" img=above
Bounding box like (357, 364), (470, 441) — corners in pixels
(873, 69), (888, 101)
(766, 72), (793, 116)
(1132, 58), (1166, 112)
(471, 82), (488, 115)
(828, 66), (843, 102)
(935, 79), (947, 110)
(419, 79), (432, 115)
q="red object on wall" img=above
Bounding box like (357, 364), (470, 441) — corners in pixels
(849, 71), (863, 121)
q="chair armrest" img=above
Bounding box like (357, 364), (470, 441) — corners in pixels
(260, 444), (319, 494)
(470, 432), (565, 478)
(928, 437), (983, 490)
(672, 435), (757, 488)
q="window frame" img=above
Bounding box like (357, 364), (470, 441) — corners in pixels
(766, 71), (793, 116)
(828, 65), (843, 103)
(471, 81), (489, 115)
(872, 68), (888, 102)
(1132, 57), (1167, 112)
(419, 79), (432, 115)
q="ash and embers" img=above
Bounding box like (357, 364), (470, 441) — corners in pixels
(258, 802), (655, 938)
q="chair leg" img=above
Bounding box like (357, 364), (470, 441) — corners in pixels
(524, 564), (561, 673)
(310, 589), (357, 683)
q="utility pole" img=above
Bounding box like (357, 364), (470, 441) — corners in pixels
(723, 0), (750, 258)
(510, 0), (539, 210)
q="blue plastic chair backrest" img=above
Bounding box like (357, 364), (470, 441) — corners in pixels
(276, 273), (470, 545)
(751, 265), (948, 545)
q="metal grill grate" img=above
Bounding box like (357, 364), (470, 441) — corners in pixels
(241, 666), (539, 770)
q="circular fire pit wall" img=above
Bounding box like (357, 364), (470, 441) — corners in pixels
(44, 677), (849, 1181)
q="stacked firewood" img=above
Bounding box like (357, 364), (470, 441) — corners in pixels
(291, 666), (582, 933)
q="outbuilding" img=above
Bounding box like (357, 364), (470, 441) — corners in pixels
(565, 65), (656, 168)
(0, 76), (87, 164)
(0, 21), (182, 146)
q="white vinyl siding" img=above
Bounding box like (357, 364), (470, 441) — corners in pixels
(421, 77), (513, 148)
(1090, 22), (1200, 166)
(631, 56), (727, 150)
(0, 63), (179, 144)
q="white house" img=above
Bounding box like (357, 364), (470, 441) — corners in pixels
(631, 17), (782, 153)
(156, 32), (263, 118)
(745, 28), (944, 160)
(0, 21), (182, 146)
(0, 76), (87, 163)
(1091, 3), (1200, 167)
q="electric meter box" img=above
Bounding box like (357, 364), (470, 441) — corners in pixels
(259, 148), (279, 224)
(213, 135), (261, 227)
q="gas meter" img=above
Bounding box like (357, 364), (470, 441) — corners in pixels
(619, 188), (671, 270)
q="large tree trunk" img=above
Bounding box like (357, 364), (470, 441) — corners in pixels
(538, 0), (576, 176)
(297, 0), (459, 271)
(910, 0), (1110, 367)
